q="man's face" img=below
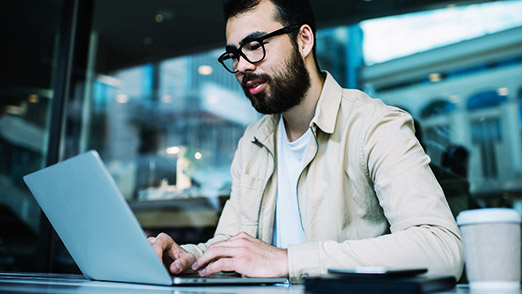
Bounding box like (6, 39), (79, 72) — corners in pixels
(225, 1), (311, 114)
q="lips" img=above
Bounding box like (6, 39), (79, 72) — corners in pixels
(245, 79), (266, 95)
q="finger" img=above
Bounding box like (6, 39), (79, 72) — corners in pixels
(147, 236), (156, 244)
(192, 246), (242, 271)
(147, 236), (162, 258)
(155, 232), (175, 247)
(169, 251), (196, 274)
(149, 233), (172, 260)
(151, 242), (167, 261)
(169, 260), (183, 274)
(199, 258), (235, 277)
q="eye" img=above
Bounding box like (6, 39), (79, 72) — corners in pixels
(244, 41), (263, 52)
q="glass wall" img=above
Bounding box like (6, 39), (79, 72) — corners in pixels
(75, 48), (260, 244)
(56, 1), (262, 257)
(2, 0), (521, 274)
(358, 1), (522, 215)
(0, 0), (64, 271)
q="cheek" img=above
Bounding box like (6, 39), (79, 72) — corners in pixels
(268, 50), (295, 74)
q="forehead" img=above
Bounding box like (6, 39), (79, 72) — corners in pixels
(225, 1), (282, 46)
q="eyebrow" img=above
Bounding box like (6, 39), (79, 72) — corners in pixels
(225, 31), (268, 50)
(239, 31), (266, 45)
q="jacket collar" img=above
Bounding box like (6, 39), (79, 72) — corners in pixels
(252, 71), (343, 146)
(310, 72), (343, 135)
(252, 114), (279, 149)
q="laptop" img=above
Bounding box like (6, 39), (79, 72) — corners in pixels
(23, 150), (288, 286)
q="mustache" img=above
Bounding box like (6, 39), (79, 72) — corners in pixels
(241, 73), (271, 88)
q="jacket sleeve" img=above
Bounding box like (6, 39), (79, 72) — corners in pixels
(287, 109), (464, 283)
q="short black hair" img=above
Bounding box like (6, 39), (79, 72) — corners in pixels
(222, 0), (320, 71)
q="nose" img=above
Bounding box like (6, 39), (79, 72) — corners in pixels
(235, 55), (256, 73)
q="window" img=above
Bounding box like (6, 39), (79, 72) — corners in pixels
(3, 0), (521, 274)
(37, 0), (264, 271)
(360, 1), (522, 209)
(0, 0), (64, 272)
(360, 0), (522, 65)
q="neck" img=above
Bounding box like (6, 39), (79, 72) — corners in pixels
(282, 69), (325, 142)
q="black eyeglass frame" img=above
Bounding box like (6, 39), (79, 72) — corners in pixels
(217, 24), (302, 73)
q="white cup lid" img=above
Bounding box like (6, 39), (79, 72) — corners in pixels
(457, 208), (521, 225)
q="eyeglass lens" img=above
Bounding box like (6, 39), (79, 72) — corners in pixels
(222, 40), (266, 72)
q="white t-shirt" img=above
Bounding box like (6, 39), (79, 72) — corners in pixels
(272, 116), (312, 249)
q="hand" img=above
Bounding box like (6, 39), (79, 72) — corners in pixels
(148, 232), (196, 275)
(191, 232), (288, 278)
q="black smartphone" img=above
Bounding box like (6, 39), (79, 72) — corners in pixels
(328, 267), (428, 278)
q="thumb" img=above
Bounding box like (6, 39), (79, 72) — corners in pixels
(166, 245), (196, 274)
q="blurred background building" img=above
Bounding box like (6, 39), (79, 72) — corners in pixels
(1, 0), (521, 274)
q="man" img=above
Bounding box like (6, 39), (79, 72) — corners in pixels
(149, 0), (464, 283)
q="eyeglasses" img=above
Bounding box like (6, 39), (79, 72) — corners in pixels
(218, 24), (302, 73)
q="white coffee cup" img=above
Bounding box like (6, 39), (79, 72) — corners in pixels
(457, 208), (521, 292)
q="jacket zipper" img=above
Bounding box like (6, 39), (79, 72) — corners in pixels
(255, 139), (276, 240)
(295, 126), (319, 236)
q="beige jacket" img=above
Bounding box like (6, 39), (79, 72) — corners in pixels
(182, 73), (464, 283)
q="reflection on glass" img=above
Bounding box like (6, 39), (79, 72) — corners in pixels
(85, 54), (260, 201)
(73, 1), (522, 247)
(360, 0), (522, 65)
(357, 1), (522, 214)
(0, 0), (63, 271)
(2, 0), (521, 275)
(77, 36), (261, 243)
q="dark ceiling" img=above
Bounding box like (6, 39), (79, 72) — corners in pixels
(92, 0), (491, 72)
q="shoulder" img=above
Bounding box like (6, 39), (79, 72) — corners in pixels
(342, 89), (404, 115)
(339, 89), (413, 128)
(330, 89), (416, 156)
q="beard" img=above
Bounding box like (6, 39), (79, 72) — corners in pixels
(240, 46), (311, 115)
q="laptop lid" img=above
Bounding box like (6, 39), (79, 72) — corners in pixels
(24, 150), (173, 285)
(24, 150), (288, 286)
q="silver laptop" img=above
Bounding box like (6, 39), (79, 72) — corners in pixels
(23, 150), (287, 286)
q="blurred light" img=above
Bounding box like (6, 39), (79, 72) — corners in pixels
(429, 73), (442, 82)
(116, 94), (129, 103)
(497, 87), (509, 96)
(198, 65), (213, 75)
(206, 95), (219, 104)
(166, 146), (181, 155)
(28, 94), (39, 103)
(155, 10), (174, 22)
(194, 152), (202, 160)
(162, 95), (173, 103)
(449, 95), (460, 103)
(97, 74), (121, 87)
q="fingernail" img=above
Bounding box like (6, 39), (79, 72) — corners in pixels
(198, 269), (206, 276)
(174, 262), (181, 270)
(192, 261), (198, 270)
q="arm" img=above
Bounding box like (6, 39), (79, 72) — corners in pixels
(288, 110), (463, 282)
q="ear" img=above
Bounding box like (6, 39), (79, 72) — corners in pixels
(297, 24), (314, 59)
